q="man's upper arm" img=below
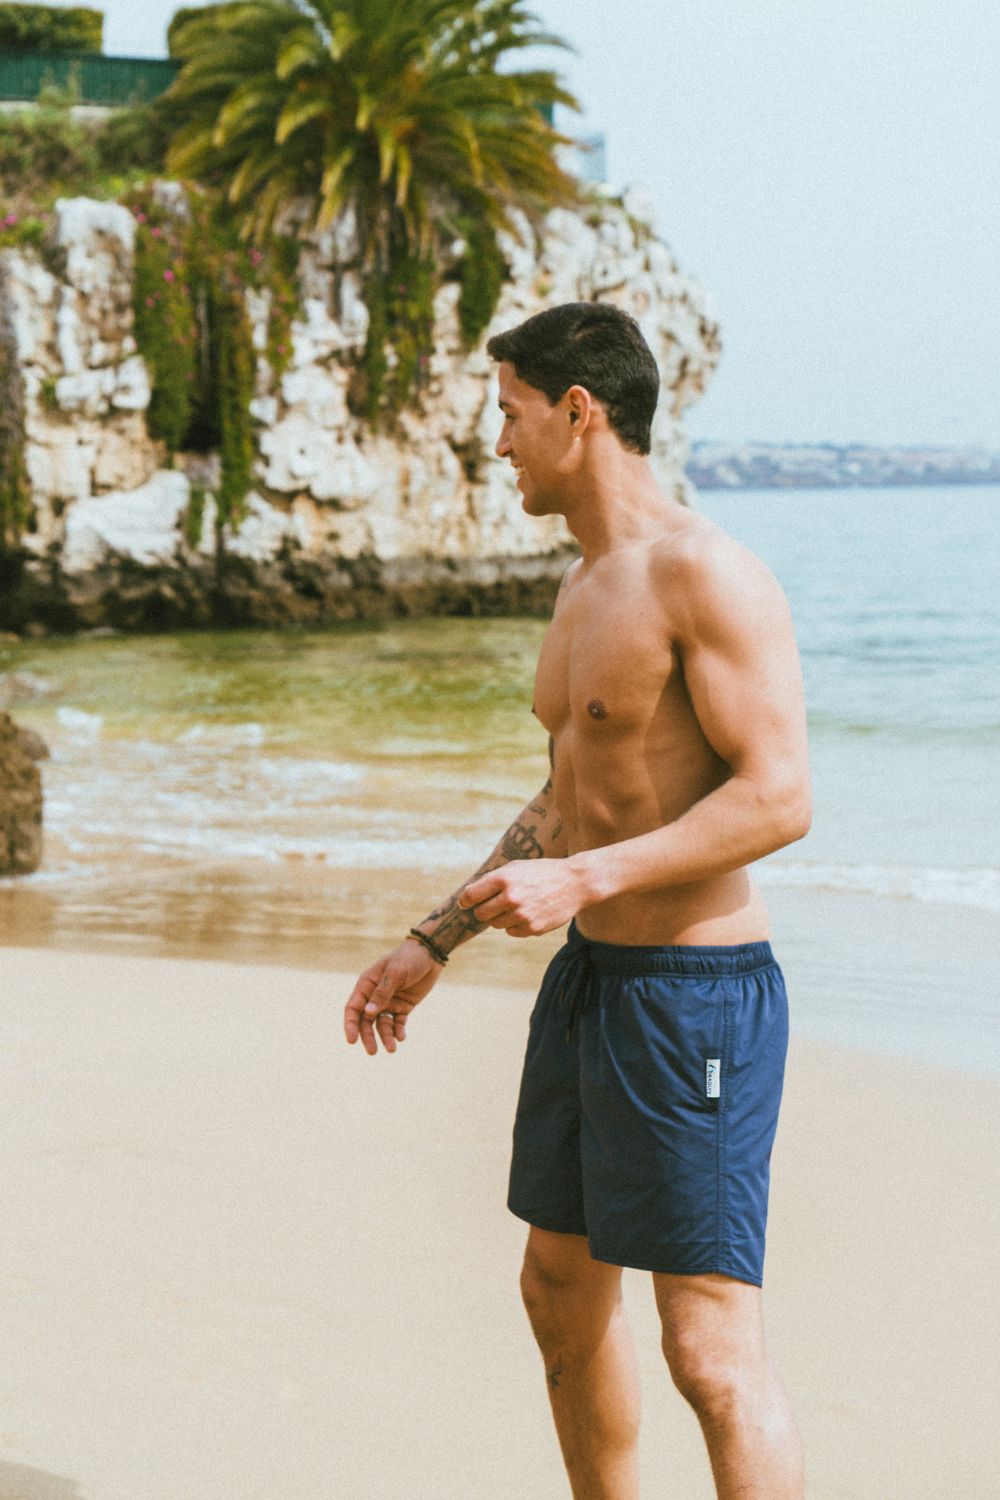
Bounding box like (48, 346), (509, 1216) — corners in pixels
(671, 535), (810, 799)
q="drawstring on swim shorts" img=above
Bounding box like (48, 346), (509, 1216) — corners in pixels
(554, 936), (595, 1042)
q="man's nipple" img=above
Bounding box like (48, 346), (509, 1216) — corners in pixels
(587, 698), (608, 720)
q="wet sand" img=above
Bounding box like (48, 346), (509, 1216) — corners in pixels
(0, 944), (997, 1499)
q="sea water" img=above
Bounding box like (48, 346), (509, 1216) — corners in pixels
(1, 483), (997, 1069)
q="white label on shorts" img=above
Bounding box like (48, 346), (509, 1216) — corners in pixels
(705, 1058), (721, 1099)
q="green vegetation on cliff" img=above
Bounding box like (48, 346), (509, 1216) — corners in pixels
(161, 0), (579, 421)
(129, 186), (299, 528)
(0, 2), (102, 54)
(0, 1), (585, 552)
(0, 325), (30, 550)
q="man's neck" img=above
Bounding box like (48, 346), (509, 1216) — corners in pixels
(562, 450), (677, 564)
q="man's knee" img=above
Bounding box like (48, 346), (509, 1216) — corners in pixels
(661, 1322), (747, 1420)
(520, 1239), (576, 1343)
(519, 1230), (620, 1352)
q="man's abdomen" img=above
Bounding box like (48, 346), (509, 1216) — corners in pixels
(574, 866), (772, 947)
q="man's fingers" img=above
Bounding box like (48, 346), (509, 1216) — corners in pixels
(467, 892), (515, 924)
(458, 873), (503, 910)
(506, 921), (533, 938)
(345, 971), (380, 1045)
(375, 1009), (397, 1054)
(345, 953), (416, 1055)
(363, 971), (396, 1017)
(356, 1012), (378, 1056)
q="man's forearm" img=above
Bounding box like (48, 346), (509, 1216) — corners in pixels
(570, 769), (811, 907)
(414, 778), (565, 956)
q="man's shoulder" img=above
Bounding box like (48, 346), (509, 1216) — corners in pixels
(649, 510), (764, 586)
(648, 512), (789, 635)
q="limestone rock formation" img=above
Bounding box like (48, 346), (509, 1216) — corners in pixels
(0, 188), (722, 629)
(0, 711), (44, 874)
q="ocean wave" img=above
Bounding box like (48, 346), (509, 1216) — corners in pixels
(179, 721), (266, 747)
(373, 737), (479, 757)
(130, 824), (481, 868)
(0, 862), (101, 887)
(758, 859), (1000, 911)
(254, 755), (367, 790)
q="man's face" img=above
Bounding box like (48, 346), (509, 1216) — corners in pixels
(494, 363), (575, 516)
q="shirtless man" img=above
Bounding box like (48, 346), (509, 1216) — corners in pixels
(344, 302), (811, 1500)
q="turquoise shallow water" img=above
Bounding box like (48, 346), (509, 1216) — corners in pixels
(0, 483), (997, 1070)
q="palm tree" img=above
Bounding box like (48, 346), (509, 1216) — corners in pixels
(161, 0), (580, 269)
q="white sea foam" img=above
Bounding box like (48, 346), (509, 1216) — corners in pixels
(55, 706), (103, 738)
(375, 738), (477, 757)
(758, 859), (1000, 911)
(0, 863), (101, 886)
(254, 755), (367, 790)
(131, 823), (482, 868)
(179, 721), (266, 746)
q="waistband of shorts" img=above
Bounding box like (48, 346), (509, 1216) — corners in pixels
(565, 920), (776, 977)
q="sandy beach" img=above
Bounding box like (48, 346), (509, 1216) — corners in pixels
(0, 944), (997, 1500)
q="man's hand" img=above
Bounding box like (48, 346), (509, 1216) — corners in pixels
(458, 857), (589, 937)
(344, 939), (444, 1055)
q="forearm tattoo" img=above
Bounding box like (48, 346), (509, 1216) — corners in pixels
(417, 788), (553, 956)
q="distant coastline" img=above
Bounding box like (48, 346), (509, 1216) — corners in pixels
(687, 441), (1000, 491)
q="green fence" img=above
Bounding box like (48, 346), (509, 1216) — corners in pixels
(0, 52), (179, 105)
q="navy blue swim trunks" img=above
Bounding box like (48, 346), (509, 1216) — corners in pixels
(507, 922), (789, 1287)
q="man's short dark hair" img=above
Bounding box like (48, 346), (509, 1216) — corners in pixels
(486, 302), (660, 455)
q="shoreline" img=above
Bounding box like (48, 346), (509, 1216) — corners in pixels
(0, 944), (997, 1499)
(3, 879), (997, 1078)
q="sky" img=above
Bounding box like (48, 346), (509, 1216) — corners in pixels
(83, 0), (1000, 447)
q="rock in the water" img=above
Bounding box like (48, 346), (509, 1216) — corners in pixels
(13, 724), (48, 760)
(0, 712), (43, 874)
(0, 671), (57, 704)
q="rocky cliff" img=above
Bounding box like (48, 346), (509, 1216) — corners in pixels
(0, 187), (720, 631)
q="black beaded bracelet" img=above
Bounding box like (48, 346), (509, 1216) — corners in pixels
(408, 926), (450, 965)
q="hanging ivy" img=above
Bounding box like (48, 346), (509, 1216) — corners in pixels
(131, 198), (198, 451)
(0, 317), (29, 551)
(214, 268), (255, 529)
(352, 240), (436, 426)
(457, 216), (508, 349)
(261, 233), (299, 381)
(128, 185), (301, 531)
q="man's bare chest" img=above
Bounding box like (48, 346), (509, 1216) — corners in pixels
(532, 596), (681, 739)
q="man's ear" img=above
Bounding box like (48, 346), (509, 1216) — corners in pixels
(566, 385), (594, 436)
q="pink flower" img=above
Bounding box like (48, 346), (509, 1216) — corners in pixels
(134, 210), (147, 222)
(145, 296), (157, 307)
(163, 269), (175, 282)
(4, 212), (17, 226)
(150, 226), (162, 238)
